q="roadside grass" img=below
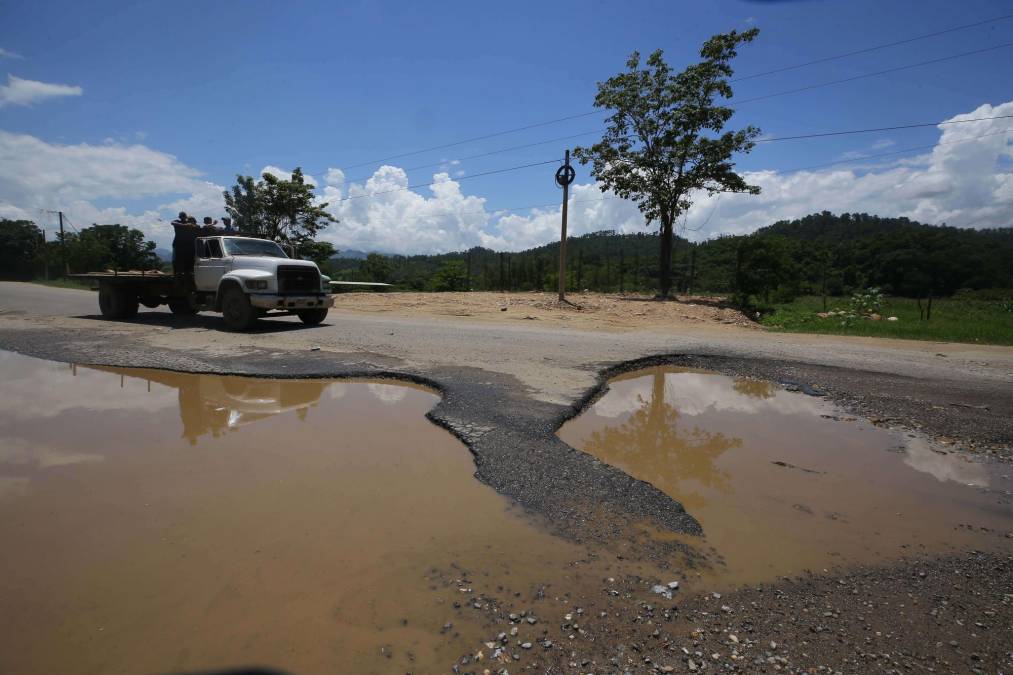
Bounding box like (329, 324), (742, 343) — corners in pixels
(29, 278), (95, 291)
(761, 294), (1013, 346)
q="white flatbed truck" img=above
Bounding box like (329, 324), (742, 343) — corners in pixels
(71, 235), (335, 331)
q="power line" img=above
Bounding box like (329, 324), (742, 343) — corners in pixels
(60, 213), (80, 234)
(339, 129), (603, 184)
(756, 114), (1013, 143)
(780, 126), (1012, 173)
(733, 41), (1013, 105)
(731, 13), (1013, 82)
(353, 126), (1011, 228)
(337, 111), (602, 172)
(317, 23), (1013, 175)
(337, 158), (560, 202)
(333, 113), (1012, 205)
(328, 114), (1011, 191)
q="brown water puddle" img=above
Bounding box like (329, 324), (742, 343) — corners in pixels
(0, 351), (590, 675)
(559, 366), (1013, 587)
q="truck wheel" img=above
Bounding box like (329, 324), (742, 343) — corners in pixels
(297, 308), (329, 326)
(98, 284), (139, 319)
(168, 298), (196, 315)
(221, 285), (257, 331)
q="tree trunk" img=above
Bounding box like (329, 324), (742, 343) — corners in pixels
(658, 213), (673, 299)
(926, 294), (933, 321)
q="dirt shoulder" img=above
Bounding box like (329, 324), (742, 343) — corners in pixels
(331, 290), (759, 331)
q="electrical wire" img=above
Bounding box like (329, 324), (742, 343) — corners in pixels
(312, 22), (1013, 174)
(355, 125), (1011, 227)
(340, 129), (603, 184)
(731, 13), (1013, 82)
(327, 114), (1013, 191)
(336, 158), (561, 202)
(755, 114), (1013, 143)
(337, 111), (602, 172)
(733, 41), (1013, 106)
(779, 126), (1012, 173)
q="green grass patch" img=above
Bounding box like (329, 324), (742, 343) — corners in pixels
(761, 294), (1013, 346)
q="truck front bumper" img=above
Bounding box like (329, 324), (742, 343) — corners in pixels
(249, 294), (335, 310)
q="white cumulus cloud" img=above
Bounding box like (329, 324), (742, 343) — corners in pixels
(0, 130), (224, 244)
(0, 101), (1010, 253)
(0, 74), (81, 107)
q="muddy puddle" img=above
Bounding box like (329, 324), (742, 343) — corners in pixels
(0, 351), (592, 675)
(559, 366), (1013, 587)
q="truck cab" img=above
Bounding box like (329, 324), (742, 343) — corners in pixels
(192, 236), (334, 329)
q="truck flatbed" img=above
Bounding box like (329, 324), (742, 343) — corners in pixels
(69, 271), (169, 280)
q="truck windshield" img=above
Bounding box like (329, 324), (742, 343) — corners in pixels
(223, 239), (289, 258)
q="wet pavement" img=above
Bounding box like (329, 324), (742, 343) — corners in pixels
(559, 366), (1013, 586)
(2, 352), (1011, 674)
(0, 351), (586, 675)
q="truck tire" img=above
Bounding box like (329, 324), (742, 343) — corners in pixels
(168, 298), (196, 315)
(98, 283), (139, 319)
(220, 285), (257, 331)
(297, 308), (328, 325)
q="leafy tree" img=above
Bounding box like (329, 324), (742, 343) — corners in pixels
(427, 260), (469, 291)
(0, 219), (44, 279)
(574, 30), (761, 298)
(297, 240), (337, 266)
(65, 224), (158, 272)
(318, 213), (1013, 299)
(360, 252), (393, 282)
(223, 168), (337, 247)
(733, 235), (795, 306)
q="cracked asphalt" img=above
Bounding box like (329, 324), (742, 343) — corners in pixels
(1, 282), (1010, 557)
(3, 282), (1013, 674)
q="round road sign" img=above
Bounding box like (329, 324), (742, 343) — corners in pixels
(555, 163), (576, 187)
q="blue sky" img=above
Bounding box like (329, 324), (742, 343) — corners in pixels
(2, 0), (1012, 252)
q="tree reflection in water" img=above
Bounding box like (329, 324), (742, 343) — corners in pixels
(731, 377), (776, 399)
(584, 372), (742, 510)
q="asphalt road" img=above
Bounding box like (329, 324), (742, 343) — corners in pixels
(2, 282), (1010, 407)
(3, 281), (1012, 674)
(1, 280), (1011, 541)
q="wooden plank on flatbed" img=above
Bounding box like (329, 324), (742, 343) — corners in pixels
(329, 280), (393, 293)
(69, 272), (168, 279)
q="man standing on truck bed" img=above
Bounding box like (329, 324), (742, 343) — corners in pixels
(171, 212), (199, 278)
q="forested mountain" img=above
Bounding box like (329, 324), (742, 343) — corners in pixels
(4, 213), (1009, 302)
(323, 212), (1013, 299)
(324, 231), (678, 292)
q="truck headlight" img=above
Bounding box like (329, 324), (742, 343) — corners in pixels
(245, 279), (268, 290)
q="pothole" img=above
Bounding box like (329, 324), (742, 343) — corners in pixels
(0, 350), (586, 675)
(558, 366), (1013, 586)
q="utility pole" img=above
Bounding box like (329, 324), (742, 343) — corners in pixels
(42, 229), (49, 280)
(555, 150), (575, 302)
(58, 210), (68, 276)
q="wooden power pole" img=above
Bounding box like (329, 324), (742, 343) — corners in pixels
(556, 150), (575, 302)
(58, 210), (69, 275)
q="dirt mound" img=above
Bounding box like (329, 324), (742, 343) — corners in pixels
(331, 291), (758, 331)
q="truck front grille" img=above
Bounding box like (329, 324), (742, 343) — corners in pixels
(277, 266), (320, 294)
